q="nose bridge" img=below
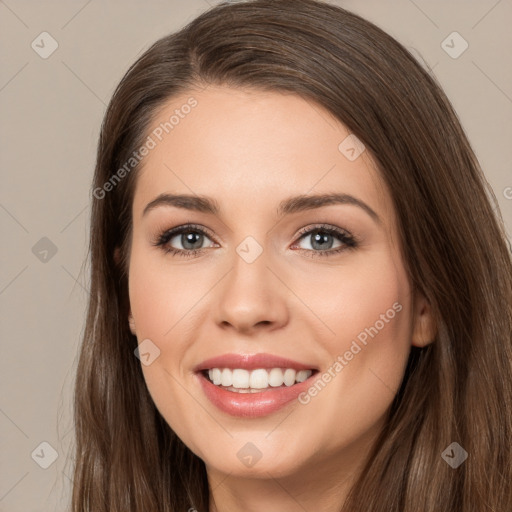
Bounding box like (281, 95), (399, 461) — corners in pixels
(214, 235), (288, 331)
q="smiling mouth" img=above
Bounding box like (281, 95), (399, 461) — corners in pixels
(201, 367), (319, 393)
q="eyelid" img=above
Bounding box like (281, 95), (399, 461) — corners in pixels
(154, 221), (358, 258)
(293, 223), (352, 240)
(290, 223), (358, 252)
(155, 222), (349, 244)
(153, 223), (217, 244)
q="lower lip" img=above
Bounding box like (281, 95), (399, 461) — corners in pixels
(196, 371), (316, 418)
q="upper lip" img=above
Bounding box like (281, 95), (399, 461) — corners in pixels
(194, 353), (318, 372)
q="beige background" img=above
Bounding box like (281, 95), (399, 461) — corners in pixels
(0, 1), (511, 510)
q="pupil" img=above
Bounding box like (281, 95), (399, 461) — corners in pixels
(183, 232), (203, 250)
(312, 231), (333, 250)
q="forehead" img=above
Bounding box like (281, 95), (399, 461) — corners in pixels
(132, 86), (393, 225)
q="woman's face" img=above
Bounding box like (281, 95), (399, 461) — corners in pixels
(126, 85), (434, 484)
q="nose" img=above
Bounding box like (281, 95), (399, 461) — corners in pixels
(214, 246), (289, 335)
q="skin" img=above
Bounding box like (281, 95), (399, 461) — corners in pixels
(123, 85), (436, 512)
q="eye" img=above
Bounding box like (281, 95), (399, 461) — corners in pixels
(291, 224), (358, 258)
(152, 223), (358, 259)
(152, 224), (217, 257)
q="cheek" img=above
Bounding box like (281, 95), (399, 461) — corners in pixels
(306, 251), (410, 349)
(127, 246), (214, 411)
(128, 246), (208, 343)
(305, 253), (412, 421)
(128, 250), (206, 441)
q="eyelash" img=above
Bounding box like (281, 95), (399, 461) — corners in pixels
(152, 223), (359, 259)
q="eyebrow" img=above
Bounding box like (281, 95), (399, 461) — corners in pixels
(142, 192), (381, 224)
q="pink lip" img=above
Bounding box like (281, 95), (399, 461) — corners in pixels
(195, 371), (317, 418)
(193, 353), (318, 418)
(194, 352), (317, 372)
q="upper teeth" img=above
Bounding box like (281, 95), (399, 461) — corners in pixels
(207, 368), (313, 389)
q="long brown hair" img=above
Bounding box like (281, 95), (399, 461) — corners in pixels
(71, 0), (512, 510)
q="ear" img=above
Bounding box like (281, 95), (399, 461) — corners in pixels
(411, 290), (436, 347)
(128, 311), (137, 336)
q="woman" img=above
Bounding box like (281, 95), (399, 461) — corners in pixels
(72, 0), (512, 510)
